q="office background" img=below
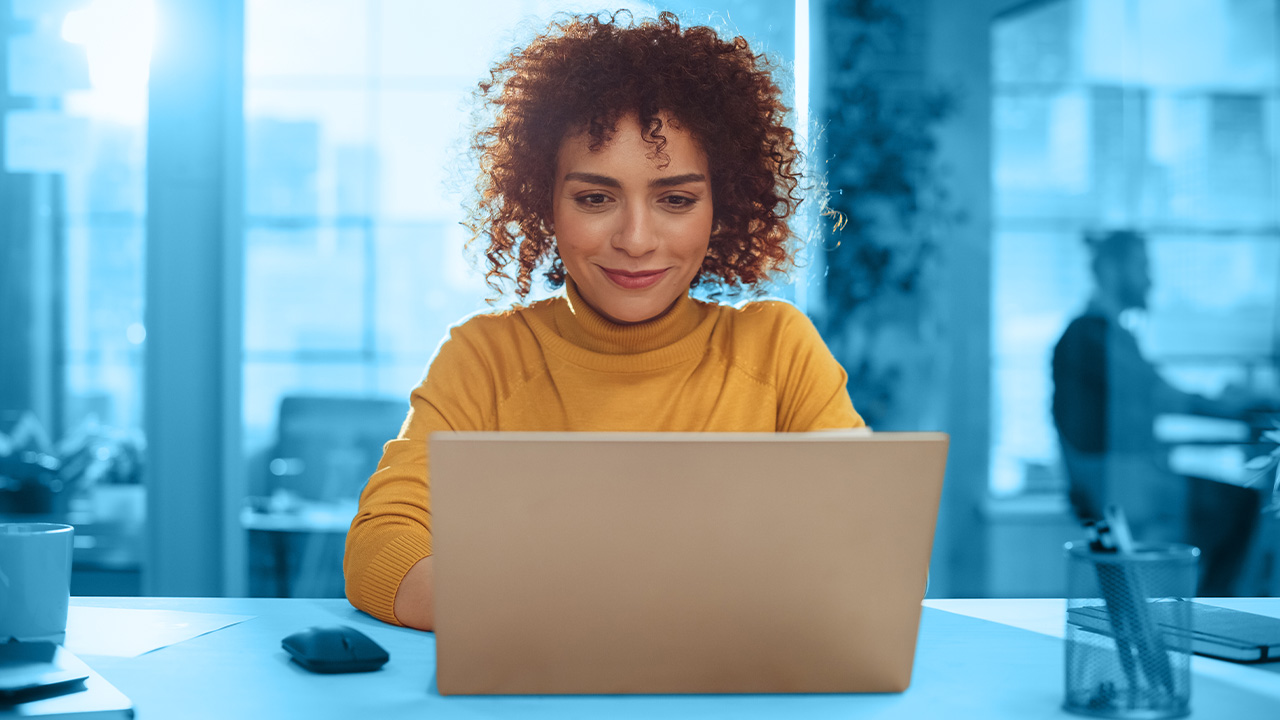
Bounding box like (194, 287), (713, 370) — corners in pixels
(1, 0), (1277, 600)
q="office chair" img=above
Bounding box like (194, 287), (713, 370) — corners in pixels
(250, 395), (407, 597)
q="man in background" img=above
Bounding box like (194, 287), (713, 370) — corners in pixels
(1052, 229), (1273, 596)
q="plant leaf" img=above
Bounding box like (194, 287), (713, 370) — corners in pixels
(1245, 455), (1276, 471)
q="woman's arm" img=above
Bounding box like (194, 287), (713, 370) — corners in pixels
(343, 426), (436, 626)
(770, 304), (866, 431)
(345, 322), (499, 628)
(393, 556), (435, 630)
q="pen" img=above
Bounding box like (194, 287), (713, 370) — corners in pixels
(1088, 505), (1176, 710)
(1085, 518), (1141, 704)
(1101, 506), (1174, 701)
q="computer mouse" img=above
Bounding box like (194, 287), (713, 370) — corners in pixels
(281, 625), (390, 674)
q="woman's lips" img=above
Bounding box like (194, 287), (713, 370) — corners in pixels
(601, 267), (668, 289)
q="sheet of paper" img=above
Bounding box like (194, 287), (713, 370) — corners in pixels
(64, 607), (254, 658)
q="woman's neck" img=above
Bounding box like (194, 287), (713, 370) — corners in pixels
(556, 276), (703, 354)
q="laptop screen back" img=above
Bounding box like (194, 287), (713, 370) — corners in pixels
(431, 431), (949, 695)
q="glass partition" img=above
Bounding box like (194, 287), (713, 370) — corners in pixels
(992, 0), (1279, 496)
(990, 0), (1279, 596)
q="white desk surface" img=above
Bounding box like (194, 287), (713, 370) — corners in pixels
(66, 596), (1279, 719)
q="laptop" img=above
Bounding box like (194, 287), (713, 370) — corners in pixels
(430, 431), (949, 695)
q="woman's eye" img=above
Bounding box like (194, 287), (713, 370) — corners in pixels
(575, 193), (611, 208)
(661, 195), (697, 210)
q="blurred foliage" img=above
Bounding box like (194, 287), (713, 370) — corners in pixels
(818, 0), (959, 429)
(0, 412), (144, 514)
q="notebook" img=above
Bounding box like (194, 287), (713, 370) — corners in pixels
(1069, 601), (1280, 663)
(0, 642), (133, 719)
(431, 431), (950, 695)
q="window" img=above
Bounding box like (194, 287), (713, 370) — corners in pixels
(240, 0), (803, 596)
(991, 0), (1280, 496)
(1, 0), (153, 594)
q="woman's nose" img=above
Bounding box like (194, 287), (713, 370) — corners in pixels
(611, 204), (658, 257)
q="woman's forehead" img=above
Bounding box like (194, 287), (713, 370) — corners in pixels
(556, 113), (708, 174)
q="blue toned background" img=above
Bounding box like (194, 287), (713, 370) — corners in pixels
(1, 0), (1277, 600)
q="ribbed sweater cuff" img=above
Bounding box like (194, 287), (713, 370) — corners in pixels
(359, 533), (433, 626)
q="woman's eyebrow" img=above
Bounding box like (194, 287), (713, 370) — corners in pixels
(650, 173), (707, 188)
(563, 171), (621, 187)
(562, 171), (708, 189)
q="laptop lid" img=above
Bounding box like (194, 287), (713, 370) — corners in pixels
(431, 431), (949, 695)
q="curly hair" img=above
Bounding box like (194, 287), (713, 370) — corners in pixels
(465, 10), (803, 299)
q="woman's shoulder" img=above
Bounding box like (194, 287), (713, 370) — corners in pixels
(447, 296), (558, 341)
(701, 296), (841, 399)
(711, 296), (817, 337)
(703, 296), (830, 374)
(427, 296), (560, 371)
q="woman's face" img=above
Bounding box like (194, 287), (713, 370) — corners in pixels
(552, 114), (713, 324)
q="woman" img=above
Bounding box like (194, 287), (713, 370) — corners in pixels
(344, 11), (865, 631)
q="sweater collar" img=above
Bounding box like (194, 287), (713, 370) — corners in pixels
(555, 275), (705, 354)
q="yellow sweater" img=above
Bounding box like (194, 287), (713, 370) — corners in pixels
(343, 279), (864, 624)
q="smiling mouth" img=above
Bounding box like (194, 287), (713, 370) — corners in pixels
(600, 267), (669, 289)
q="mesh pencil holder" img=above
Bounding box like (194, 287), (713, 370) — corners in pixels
(1063, 542), (1199, 719)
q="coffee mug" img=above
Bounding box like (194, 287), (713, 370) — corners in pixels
(0, 523), (74, 643)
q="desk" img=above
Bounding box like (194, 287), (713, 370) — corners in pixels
(69, 597), (1279, 718)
